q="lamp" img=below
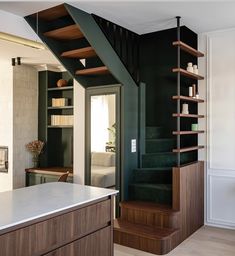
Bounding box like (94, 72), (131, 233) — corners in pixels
(0, 31), (45, 50)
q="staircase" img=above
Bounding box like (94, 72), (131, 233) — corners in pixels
(114, 126), (195, 254)
(25, 4), (138, 89)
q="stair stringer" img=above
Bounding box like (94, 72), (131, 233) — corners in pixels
(24, 15), (90, 86)
(64, 3), (138, 89)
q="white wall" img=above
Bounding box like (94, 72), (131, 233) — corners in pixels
(73, 80), (85, 184)
(0, 59), (13, 192)
(0, 10), (40, 41)
(13, 65), (38, 189)
(199, 28), (235, 229)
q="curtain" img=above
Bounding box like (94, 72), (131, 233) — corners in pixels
(91, 95), (109, 152)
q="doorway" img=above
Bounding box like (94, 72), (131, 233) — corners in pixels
(85, 85), (121, 214)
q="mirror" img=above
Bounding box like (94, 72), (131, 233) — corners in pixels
(85, 85), (121, 216)
(90, 94), (116, 189)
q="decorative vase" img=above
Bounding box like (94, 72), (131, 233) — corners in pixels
(187, 62), (193, 73)
(32, 154), (39, 168)
(182, 103), (189, 114)
(57, 79), (68, 87)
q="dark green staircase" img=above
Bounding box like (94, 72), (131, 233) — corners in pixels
(25, 4), (138, 89)
(129, 126), (195, 205)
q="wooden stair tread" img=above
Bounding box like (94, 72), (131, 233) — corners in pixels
(114, 219), (178, 240)
(76, 66), (109, 75)
(44, 24), (84, 40)
(34, 4), (68, 21)
(120, 201), (179, 214)
(61, 47), (96, 59)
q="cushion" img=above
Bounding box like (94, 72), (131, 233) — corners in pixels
(91, 152), (115, 167)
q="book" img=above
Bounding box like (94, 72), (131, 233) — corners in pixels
(51, 98), (69, 107)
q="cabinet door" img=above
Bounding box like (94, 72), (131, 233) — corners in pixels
(42, 174), (58, 183)
(26, 173), (43, 186)
(45, 226), (111, 256)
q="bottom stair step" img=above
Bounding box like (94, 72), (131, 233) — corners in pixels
(114, 219), (180, 255)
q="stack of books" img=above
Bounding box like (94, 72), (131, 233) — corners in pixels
(52, 98), (69, 107)
(51, 115), (73, 126)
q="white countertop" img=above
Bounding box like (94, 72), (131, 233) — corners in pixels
(0, 183), (118, 233)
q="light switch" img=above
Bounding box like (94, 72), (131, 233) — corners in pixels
(131, 139), (136, 153)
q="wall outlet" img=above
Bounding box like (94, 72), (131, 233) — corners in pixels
(131, 139), (136, 153)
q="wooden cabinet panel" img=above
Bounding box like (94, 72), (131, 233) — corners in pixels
(0, 199), (111, 256)
(26, 172), (73, 186)
(45, 226), (111, 256)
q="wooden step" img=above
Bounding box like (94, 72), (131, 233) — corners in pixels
(61, 47), (96, 59)
(114, 219), (180, 255)
(120, 201), (180, 229)
(76, 66), (109, 76)
(44, 24), (84, 40)
(34, 4), (69, 21)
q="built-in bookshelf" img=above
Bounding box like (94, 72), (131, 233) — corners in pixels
(38, 71), (74, 168)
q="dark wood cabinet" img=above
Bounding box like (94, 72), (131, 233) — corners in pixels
(0, 197), (114, 256)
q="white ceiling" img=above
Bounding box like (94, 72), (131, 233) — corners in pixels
(0, 39), (62, 70)
(0, 1), (235, 34)
(1, 1), (235, 67)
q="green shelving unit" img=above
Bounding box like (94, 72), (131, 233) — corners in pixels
(38, 70), (74, 168)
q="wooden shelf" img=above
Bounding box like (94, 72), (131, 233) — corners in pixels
(48, 86), (73, 91)
(173, 146), (204, 153)
(44, 24), (84, 40)
(173, 113), (205, 118)
(76, 66), (109, 76)
(48, 106), (73, 110)
(61, 47), (96, 59)
(172, 68), (204, 80)
(48, 125), (73, 128)
(172, 95), (204, 103)
(172, 41), (204, 57)
(173, 131), (205, 135)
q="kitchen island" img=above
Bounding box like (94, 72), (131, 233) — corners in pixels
(0, 182), (118, 256)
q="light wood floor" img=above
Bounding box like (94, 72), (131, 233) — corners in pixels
(114, 226), (235, 256)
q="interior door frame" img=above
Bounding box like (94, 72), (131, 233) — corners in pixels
(85, 84), (121, 215)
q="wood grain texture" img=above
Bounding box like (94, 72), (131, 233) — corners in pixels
(44, 24), (84, 40)
(172, 113), (205, 118)
(114, 219), (180, 255)
(172, 95), (204, 103)
(172, 41), (204, 57)
(45, 226), (111, 256)
(120, 201), (180, 229)
(172, 68), (204, 80)
(173, 131), (204, 135)
(173, 161), (204, 241)
(0, 199), (111, 256)
(173, 146), (204, 153)
(115, 226), (235, 256)
(61, 47), (96, 59)
(76, 66), (109, 76)
(33, 4), (68, 21)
